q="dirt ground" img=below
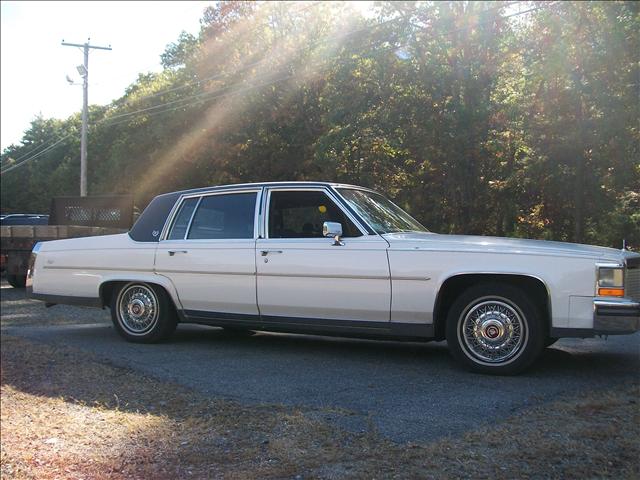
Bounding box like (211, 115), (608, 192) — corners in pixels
(2, 331), (639, 479)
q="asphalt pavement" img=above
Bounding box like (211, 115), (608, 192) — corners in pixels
(2, 283), (639, 443)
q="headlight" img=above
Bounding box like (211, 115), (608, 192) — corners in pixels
(597, 265), (624, 297)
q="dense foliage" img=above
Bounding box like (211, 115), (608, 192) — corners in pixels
(1, 1), (638, 247)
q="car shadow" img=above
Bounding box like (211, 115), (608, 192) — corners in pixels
(170, 324), (639, 373)
(168, 325), (463, 375)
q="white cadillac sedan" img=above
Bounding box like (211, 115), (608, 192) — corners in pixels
(27, 182), (639, 375)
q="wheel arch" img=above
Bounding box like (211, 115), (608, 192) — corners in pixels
(98, 274), (183, 312)
(433, 273), (552, 341)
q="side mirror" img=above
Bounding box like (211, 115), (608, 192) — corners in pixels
(323, 221), (344, 246)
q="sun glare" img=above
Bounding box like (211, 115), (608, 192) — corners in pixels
(138, 1), (367, 194)
(350, 1), (377, 18)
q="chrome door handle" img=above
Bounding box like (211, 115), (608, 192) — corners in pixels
(261, 250), (283, 256)
(168, 250), (188, 256)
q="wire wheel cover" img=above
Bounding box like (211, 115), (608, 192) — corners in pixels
(460, 299), (527, 364)
(117, 285), (159, 334)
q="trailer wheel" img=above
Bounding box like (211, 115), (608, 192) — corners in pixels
(6, 274), (27, 289)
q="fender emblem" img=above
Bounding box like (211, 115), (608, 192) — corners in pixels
(152, 230), (159, 237)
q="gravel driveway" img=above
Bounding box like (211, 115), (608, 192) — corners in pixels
(2, 282), (639, 443)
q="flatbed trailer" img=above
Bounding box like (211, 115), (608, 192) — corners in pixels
(1, 194), (134, 288)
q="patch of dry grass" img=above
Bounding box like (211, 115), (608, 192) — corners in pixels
(1, 386), (175, 479)
(1, 334), (638, 479)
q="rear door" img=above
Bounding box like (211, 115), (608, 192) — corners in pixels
(155, 189), (260, 317)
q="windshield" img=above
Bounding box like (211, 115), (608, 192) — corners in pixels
(337, 188), (429, 234)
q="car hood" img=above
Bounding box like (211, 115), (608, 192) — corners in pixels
(382, 231), (635, 262)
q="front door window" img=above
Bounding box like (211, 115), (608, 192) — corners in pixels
(267, 190), (361, 238)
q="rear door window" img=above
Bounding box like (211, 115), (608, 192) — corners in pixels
(187, 192), (257, 239)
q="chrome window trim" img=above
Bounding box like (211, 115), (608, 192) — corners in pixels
(331, 184), (379, 195)
(259, 186), (268, 239)
(160, 187), (262, 242)
(159, 196), (185, 241)
(262, 187), (370, 240)
(255, 187), (265, 240)
(181, 197), (202, 240)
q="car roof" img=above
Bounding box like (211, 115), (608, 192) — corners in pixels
(158, 181), (373, 199)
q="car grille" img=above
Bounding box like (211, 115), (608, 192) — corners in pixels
(626, 260), (640, 302)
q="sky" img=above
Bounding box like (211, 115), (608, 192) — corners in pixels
(0, 1), (213, 150)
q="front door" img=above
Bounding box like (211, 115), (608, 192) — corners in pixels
(256, 188), (390, 324)
(155, 189), (260, 316)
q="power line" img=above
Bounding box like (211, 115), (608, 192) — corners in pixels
(408, 1), (522, 30)
(103, 42), (415, 128)
(1, 130), (74, 166)
(0, 133), (74, 175)
(102, 71), (301, 128)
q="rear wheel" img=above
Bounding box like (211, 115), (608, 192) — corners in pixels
(110, 283), (177, 343)
(446, 282), (544, 375)
(6, 274), (26, 289)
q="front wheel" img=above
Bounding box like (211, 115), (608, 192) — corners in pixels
(446, 283), (544, 375)
(110, 283), (177, 343)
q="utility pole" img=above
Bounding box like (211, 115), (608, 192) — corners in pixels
(62, 39), (111, 196)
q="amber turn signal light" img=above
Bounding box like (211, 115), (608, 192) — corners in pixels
(597, 287), (625, 297)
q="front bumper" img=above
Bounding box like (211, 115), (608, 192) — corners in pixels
(593, 298), (640, 334)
